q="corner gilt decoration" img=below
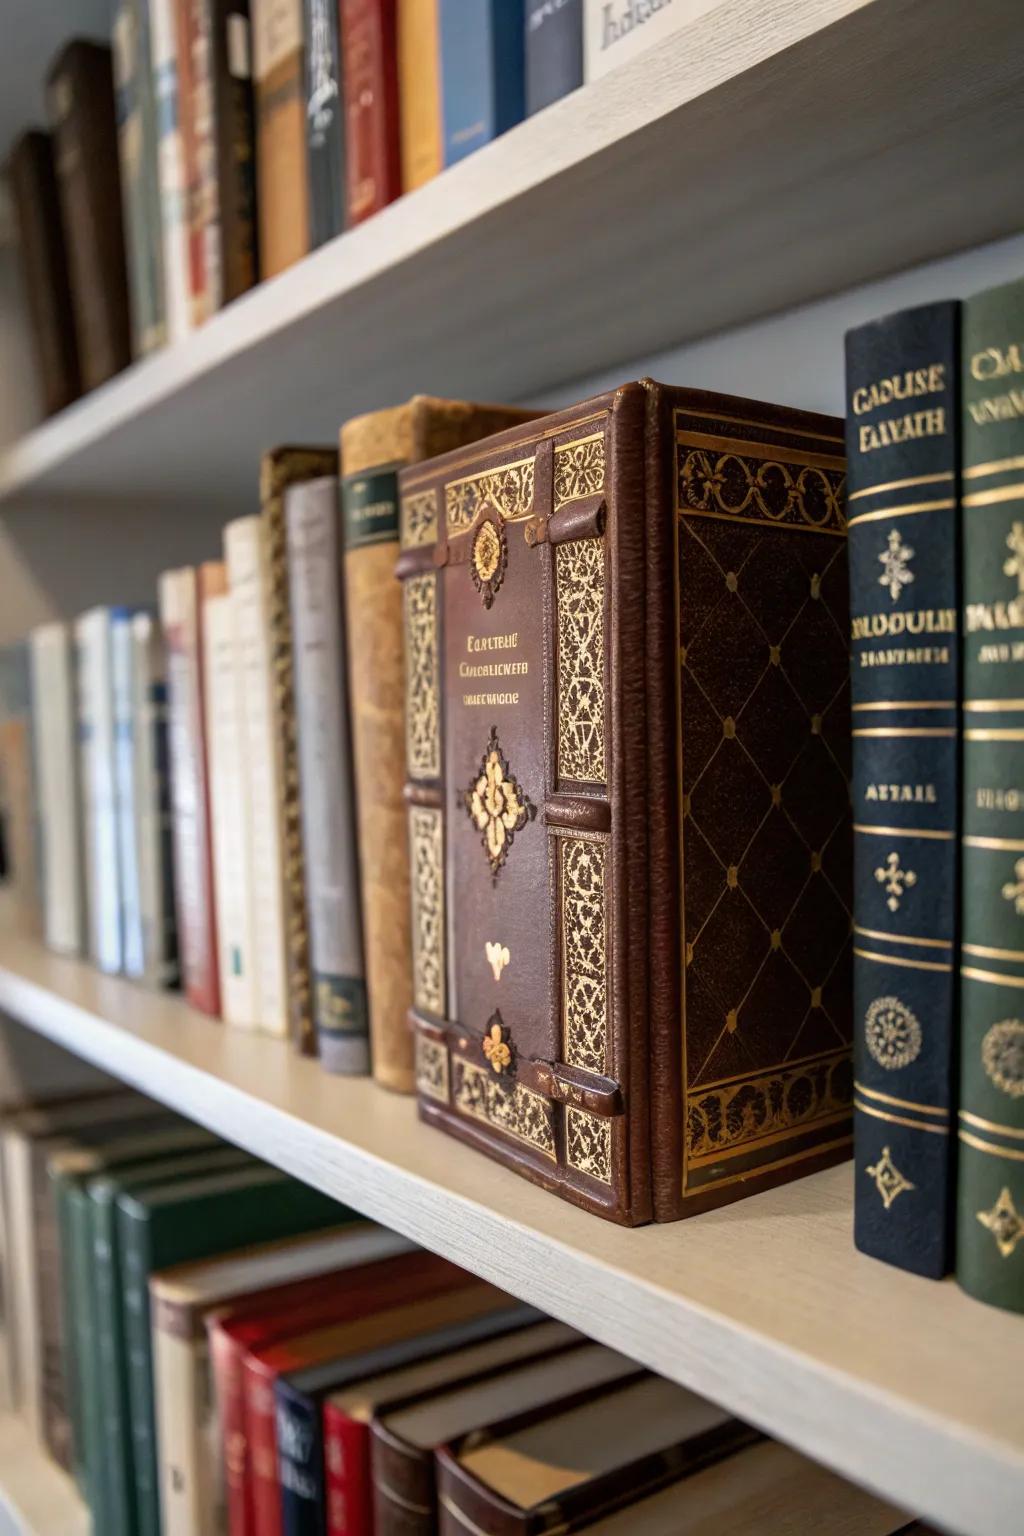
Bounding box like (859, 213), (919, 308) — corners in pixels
(865, 1145), (914, 1210)
(977, 1186), (1024, 1259)
(482, 1012), (513, 1075)
(471, 517), (507, 608)
(463, 726), (535, 881)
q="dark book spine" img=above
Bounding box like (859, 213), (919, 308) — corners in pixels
(525, 0), (582, 114)
(118, 1209), (163, 1536)
(340, 0), (401, 224)
(958, 275), (1024, 1314)
(370, 1429), (435, 1536)
(212, 0), (260, 302)
(304, 0), (345, 246)
(845, 302), (960, 1279)
(91, 1192), (138, 1536)
(439, 0), (524, 165)
(276, 1380), (326, 1536)
(7, 131), (81, 416)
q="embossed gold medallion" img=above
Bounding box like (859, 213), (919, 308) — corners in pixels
(470, 517), (507, 608)
(981, 1019), (1024, 1098)
(482, 1012), (513, 1075)
(977, 1186), (1024, 1258)
(864, 996), (922, 1071)
(463, 727), (535, 880)
(865, 1145), (915, 1210)
(874, 851), (916, 914)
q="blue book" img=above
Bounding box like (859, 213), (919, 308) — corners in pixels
(439, 0), (525, 166)
(526, 0), (582, 114)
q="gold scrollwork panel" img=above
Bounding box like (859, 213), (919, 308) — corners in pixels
(555, 538), (606, 785)
(404, 572), (440, 780)
(409, 807), (445, 1018)
(559, 834), (608, 1074)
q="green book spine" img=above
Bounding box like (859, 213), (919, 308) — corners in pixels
(959, 274), (1024, 1313)
(65, 1186), (100, 1501)
(92, 1183), (139, 1536)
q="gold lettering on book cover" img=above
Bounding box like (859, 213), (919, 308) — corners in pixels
(677, 447), (846, 534)
(404, 574), (439, 779)
(566, 1106), (612, 1184)
(556, 538), (606, 783)
(409, 807), (445, 1016)
(400, 489), (438, 549)
(685, 1051), (852, 1160)
(554, 434), (605, 509)
(415, 1034), (448, 1104)
(561, 836), (608, 1073)
(453, 1057), (556, 1159)
(446, 459), (535, 534)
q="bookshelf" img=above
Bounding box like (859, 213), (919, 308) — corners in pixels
(0, 1413), (87, 1536)
(0, 924), (1019, 1536)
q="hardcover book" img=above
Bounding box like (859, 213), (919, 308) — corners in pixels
(340, 399), (536, 1092)
(339, 0), (401, 223)
(253, 0), (309, 276)
(958, 274), (1024, 1315)
(46, 40), (132, 390)
(582, 0), (720, 81)
(149, 0), (192, 344)
(397, 0), (442, 191)
(131, 611), (180, 988)
(438, 0), (525, 165)
(28, 624), (84, 956)
(400, 381), (852, 1222)
(526, 0), (582, 115)
(304, 0), (346, 245)
(286, 477), (366, 1071)
(175, 0), (208, 320)
(113, 0), (168, 356)
(111, 609), (146, 980)
(7, 130), (81, 415)
(75, 607), (126, 975)
(261, 446), (340, 1052)
(844, 302), (960, 1278)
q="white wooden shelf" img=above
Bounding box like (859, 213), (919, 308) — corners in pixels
(0, 928), (1021, 1536)
(0, 1415), (87, 1536)
(1, 0), (1022, 509)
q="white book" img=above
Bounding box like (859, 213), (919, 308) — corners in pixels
(131, 612), (179, 988)
(583, 0), (724, 81)
(223, 517), (288, 1035)
(74, 608), (124, 974)
(112, 611), (145, 978)
(202, 589), (257, 1026)
(28, 624), (84, 955)
(148, 0), (192, 343)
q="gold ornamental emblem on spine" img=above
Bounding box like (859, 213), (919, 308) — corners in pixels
(864, 996), (922, 1071)
(865, 1146), (915, 1210)
(471, 517), (507, 608)
(981, 1019), (1024, 1098)
(977, 1187), (1024, 1259)
(463, 726), (535, 881)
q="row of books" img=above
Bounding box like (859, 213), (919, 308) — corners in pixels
(9, 0), (685, 423)
(845, 271), (1024, 1318)
(0, 1086), (932, 1536)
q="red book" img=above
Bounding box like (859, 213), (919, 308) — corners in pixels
(339, 0), (401, 225)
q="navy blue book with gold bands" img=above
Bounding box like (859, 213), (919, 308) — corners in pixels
(845, 301), (960, 1278)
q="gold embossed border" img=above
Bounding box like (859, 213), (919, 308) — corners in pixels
(452, 1057), (556, 1160)
(409, 807), (445, 1017)
(401, 489), (438, 550)
(554, 432), (605, 511)
(558, 833), (608, 1074)
(555, 537), (606, 785)
(566, 1106), (612, 1184)
(404, 573), (439, 780)
(446, 458), (535, 535)
(686, 1047), (853, 1167)
(674, 415), (846, 537)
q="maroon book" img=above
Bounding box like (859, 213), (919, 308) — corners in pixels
(339, 0), (401, 225)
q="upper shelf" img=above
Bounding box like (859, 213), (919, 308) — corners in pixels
(1, 0), (1022, 510)
(0, 924), (1021, 1536)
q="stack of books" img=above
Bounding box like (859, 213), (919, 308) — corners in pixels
(0, 1086), (928, 1536)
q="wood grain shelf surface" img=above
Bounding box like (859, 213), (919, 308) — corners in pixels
(0, 1415), (87, 1536)
(0, 927), (1020, 1536)
(1, 0), (1022, 509)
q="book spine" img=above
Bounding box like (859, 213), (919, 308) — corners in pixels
(65, 1190), (96, 1495)
(92, 1192), (138, 1536)
(225, 517), (289, 1035)
(275, 1380), (324, 1536)
(845, 302), (960, 1278)
(193, 0), (224, 312)
(149, 0), (193, 344)
(253, 0), (309, 276)
(113, 1), (167, 355)
(112, 612), (146, 979)
(29, 626), (84, 954)
(525, 0), (582, 114)
(131, 613), (180, 988)
(152, 1314), (213, 1536)
(286, 480), (369, 1073)
(209, 1322), (254, 1536)
(119, 1211), (163, 1536)
(323, 1403), (373, 1536)
(582, 0), (711, 79)
(53, 1182), (83, 1477)
(397, 0), (441, 191)
(304, 0), (346, 246)
(245, 1362), (286, 1536)
(214, 2), (260, 301)
(340, 0), (401, 224)
(75, 611), (124, 974)
(438, 0), (524, 165)
(958, 276), (1024, 1314)
(370, 1430), (435, 1536)
(7, 132), (81, 415)
(176, 0), (209, 320)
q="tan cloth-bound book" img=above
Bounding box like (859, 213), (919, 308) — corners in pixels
(252, 0), (309, 277)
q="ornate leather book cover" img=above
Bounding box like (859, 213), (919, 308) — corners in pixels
(958, 274), (1024, 1315)
(260, 446), (340, 1054)
(341, 400), (536, 1093)
(526, 0), (582, 115)
(253, 0), (309, 276)
(402, 381), (851, 1223)
(304, 0), (346, 246)
(438, 0), (525, 165)
(845, 303), (960, 1279)
(398, 0), (442, 191)
(339, 0), (401, 224)
(113, 0), (168, 357)
(7, 131), (81, 417)
(46, 40), (132, 391)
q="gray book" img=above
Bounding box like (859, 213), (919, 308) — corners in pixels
(286, 477), (369, 1074)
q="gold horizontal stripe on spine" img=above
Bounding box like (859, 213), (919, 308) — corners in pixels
(687, 1109), (853, 1168)
(960, 1109), (1024, 1141)
(964, 728), (1024, 741)
(557, 430), (604, 452)
(855, 1080), (948, 1117)
(690, 1045), (849, 1094)
(853, 925), (952, 950)
(444, 454), (535, 494)
(854, 947), (952, 973)
(962, 941), (1024, 962)
(851, 700), (955, 712)
(962, 454), (1024, 480)
(855, 1099), (949, 1135)
(376, 1482), (433, 1516)
(962, 481), (1024, 508)
(847, 499), (956, 527)
(853, 728), (956, 738)
(676, 507), (845, 537)
(854, 823), (954, 840)
(959, 1129), (1024, 1163)
(961, 965), (1024, 989)
(674, 427), (845, 472)
(963, 699), (1024, 712)
(440, 1496), (569, 1536)
(685, 1134), (853, 1196)
(675, 408), (845, 446)
(848, 471), (955, 501)
(963, 834), (1024, 851)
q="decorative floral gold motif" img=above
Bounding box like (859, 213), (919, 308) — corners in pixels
(556, 538), (605, 784)
(677, 448), (846, 533)
(400, 489), (438, 549)
(874, 850), (917, 913)
(453, 1057), (555, 1159)
(977, 1186), (1024, 1258)
(865, 1145), (915, 1210)
(561, 835), (607, 1074)
(686, 1050), (852, 1158)
(446, 459), (535, 534)
(1004, 522), (1024, 594)
(470, 517), (507, 608)
(404, 573), (439, 780)
(565, 1107), (612, 1184)
(554, 435), (606, 510)
(415, 1034), (449, 1104)
(864, 996), (922, 1072)
(878, 529), (915, 603)
(463, 727), (535, 880)
(981, 1019), (1024, 1098)
(1001, 858), (1024, 916)
(409, 807), (445, 1016)
(482, 1014), (513, 1074)
(485, 941), (510, 981)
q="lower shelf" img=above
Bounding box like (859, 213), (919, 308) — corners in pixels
(0, 1416), (87, 1536)
(0, 923), (1019, 1536)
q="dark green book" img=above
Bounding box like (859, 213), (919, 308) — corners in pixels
(88, 1145), (253, 1536)
(116, 1164), (352, 1536)
(959, 273), (1024, 1314)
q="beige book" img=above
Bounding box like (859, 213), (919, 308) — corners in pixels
(582, 0), (723, 81)
(252, 0), (309, 276)
(29, 624), (83, 954)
